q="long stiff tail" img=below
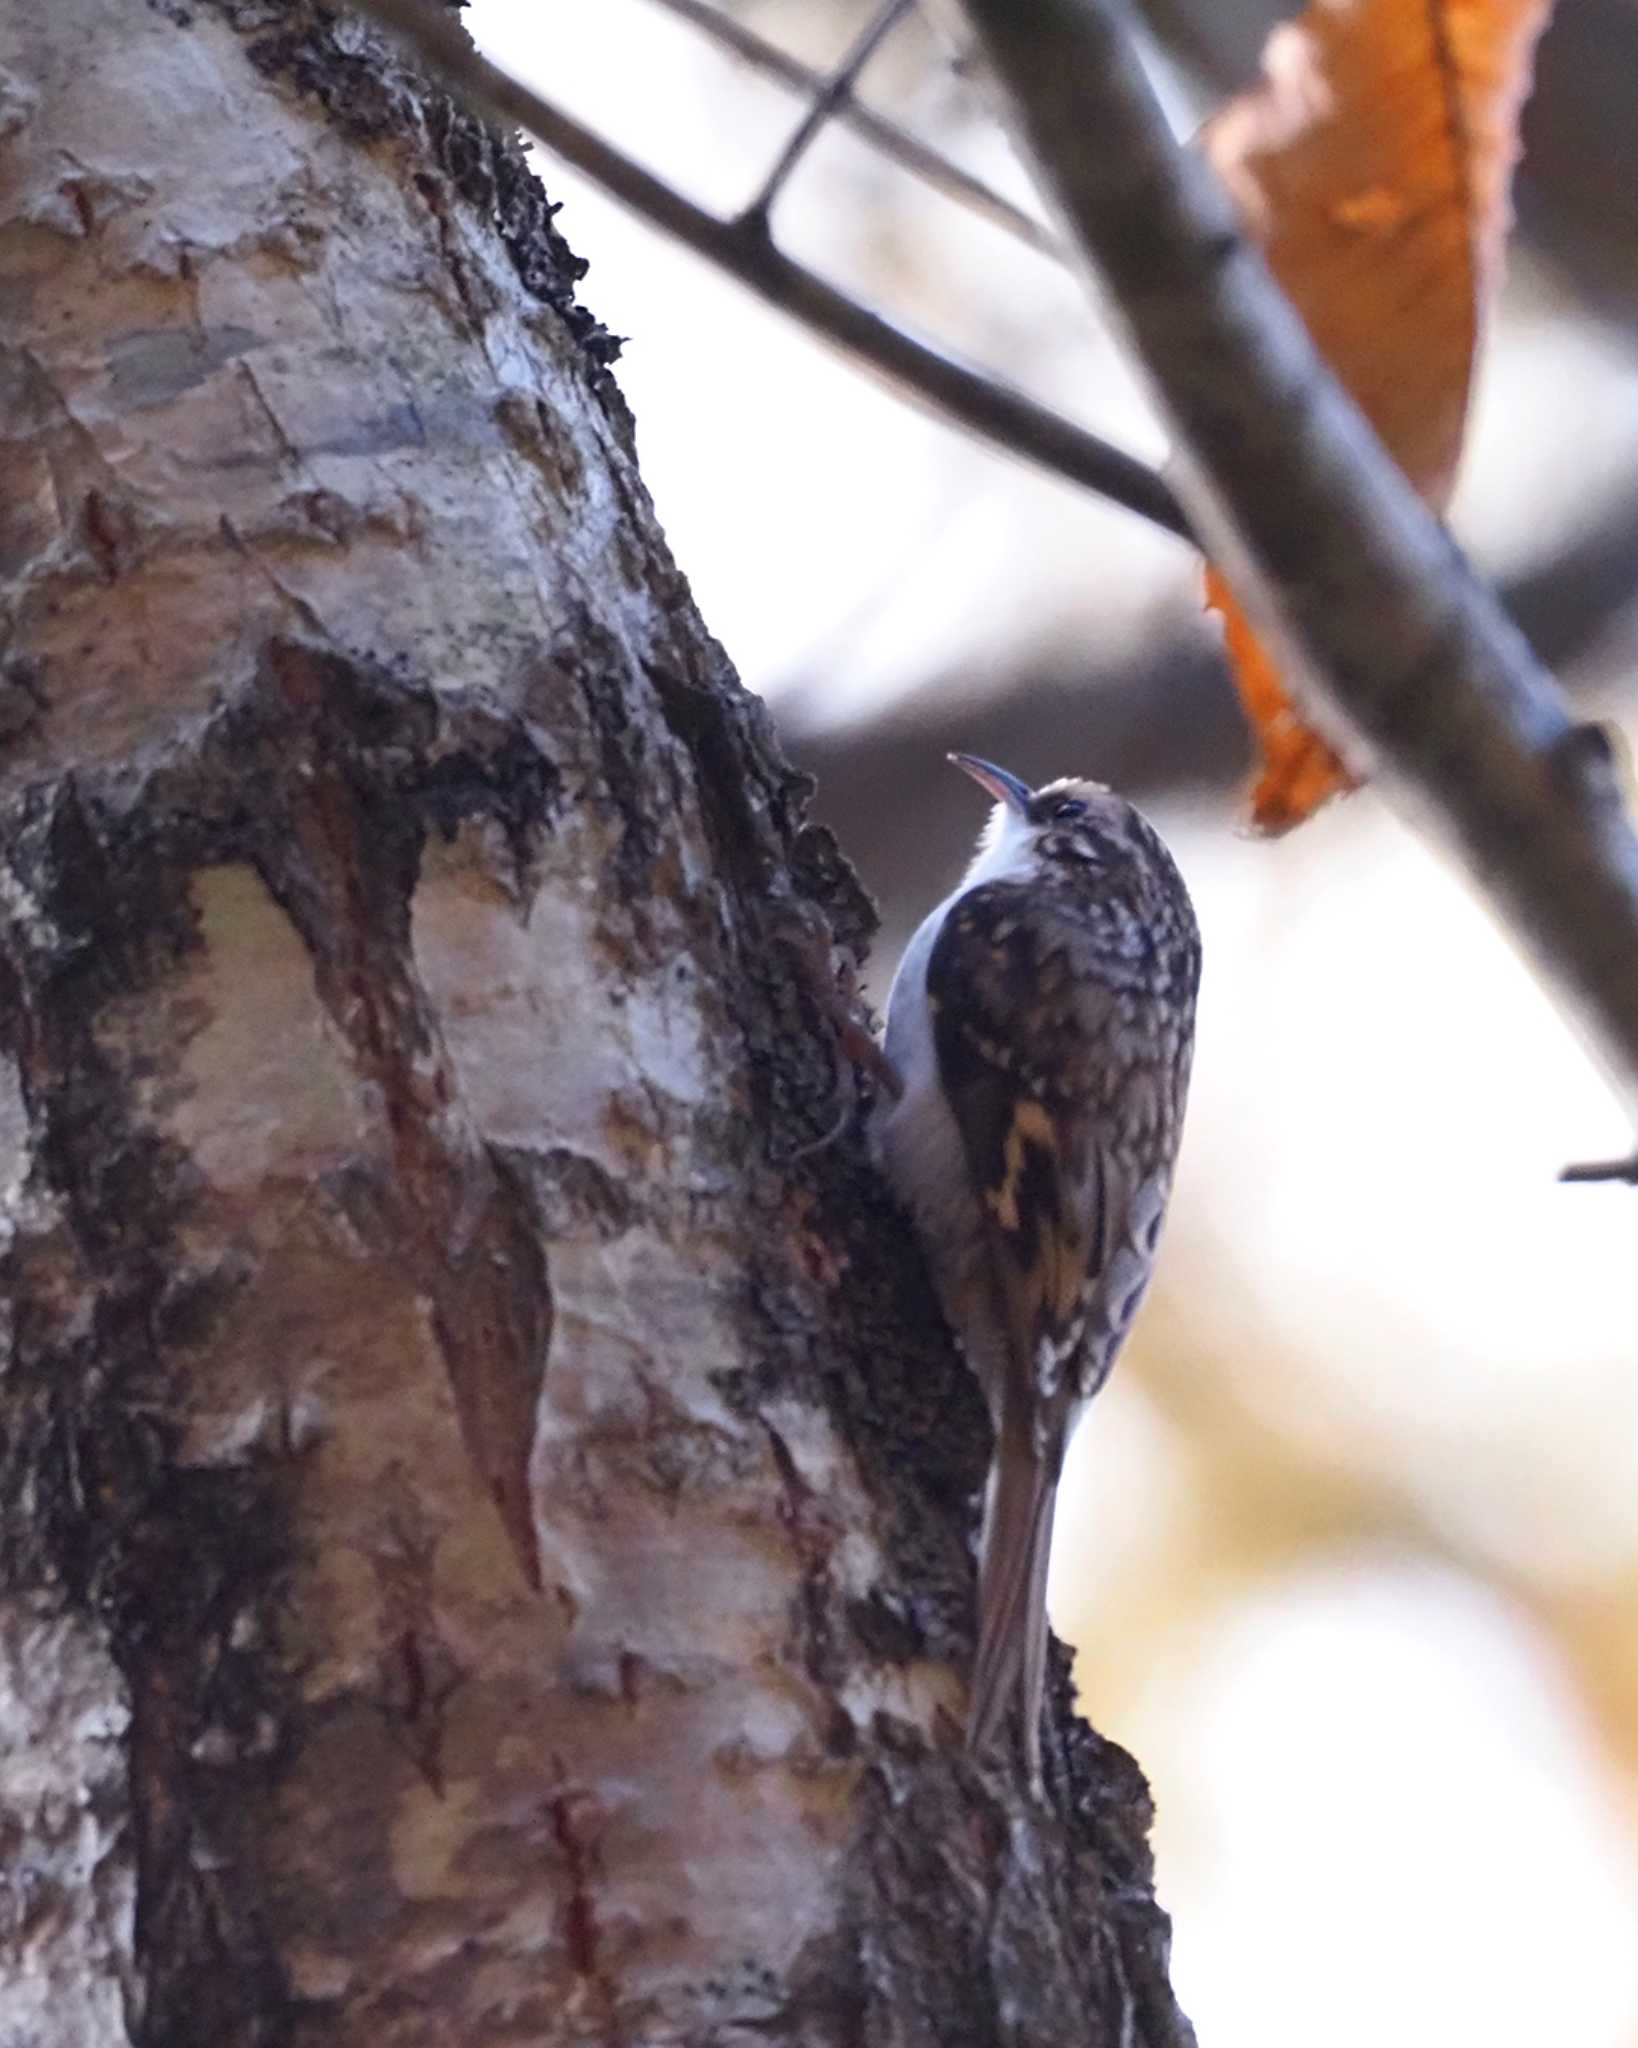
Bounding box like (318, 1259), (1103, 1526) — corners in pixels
(966, 1413), (1059, 1791)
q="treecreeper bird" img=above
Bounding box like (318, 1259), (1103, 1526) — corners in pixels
(874, 754), (1200, 1790)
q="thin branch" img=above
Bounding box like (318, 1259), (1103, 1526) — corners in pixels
(645, 0), (1064, 259)
(345, 0), (1192, 541)
(741, 0), (916, 229)
(958, 0), (1638, 1168)
(1559, 1152), (1638, 1184)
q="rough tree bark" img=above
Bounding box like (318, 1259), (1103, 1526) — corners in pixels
(0, 4), (1194, 2044)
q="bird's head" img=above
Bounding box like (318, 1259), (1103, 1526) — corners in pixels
(951, 752), (1137, 885)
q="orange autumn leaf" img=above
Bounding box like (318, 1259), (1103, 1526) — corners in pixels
(1202, 564), (1351, 832)
(1199, 0), (1555, 831)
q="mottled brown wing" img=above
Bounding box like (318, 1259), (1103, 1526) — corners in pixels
(927, 883), (1133, 1459)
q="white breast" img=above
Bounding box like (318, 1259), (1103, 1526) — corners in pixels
(871, 800), (1037, 1403)
(876, 794), (1036, 1144)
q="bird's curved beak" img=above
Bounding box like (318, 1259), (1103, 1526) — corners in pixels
(948, 753), (1033, 815)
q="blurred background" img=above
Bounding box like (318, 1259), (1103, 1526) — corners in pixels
(468, 3), (1638, 2040)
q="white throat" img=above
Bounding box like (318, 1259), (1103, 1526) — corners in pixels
(961, 801), (1035, 889)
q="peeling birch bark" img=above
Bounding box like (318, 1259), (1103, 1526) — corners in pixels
(0, 3), (1194, 2043)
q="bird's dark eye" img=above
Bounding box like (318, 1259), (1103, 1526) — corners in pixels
(1051, 798), (1087, 822)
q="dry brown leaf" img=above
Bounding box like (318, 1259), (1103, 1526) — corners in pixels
(1202, 565), (1351, 832)
(1200, 0), (1555, 831)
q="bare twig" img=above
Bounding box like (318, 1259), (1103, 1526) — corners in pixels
(1559, 1152), (1638, 1184)
(645, 0), (1064, 259)
(741, 0), (916, 229)
(345, 0), (1191, 541)
(958, 0), (1638, 1168)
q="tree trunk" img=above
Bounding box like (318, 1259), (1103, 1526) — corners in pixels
(0, 4), (1194, 2043)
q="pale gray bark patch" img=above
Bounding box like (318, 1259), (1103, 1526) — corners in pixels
(222, 0), (626, 401)
(105, 329), (266, 410)
(0, 1607), (135, 2048)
